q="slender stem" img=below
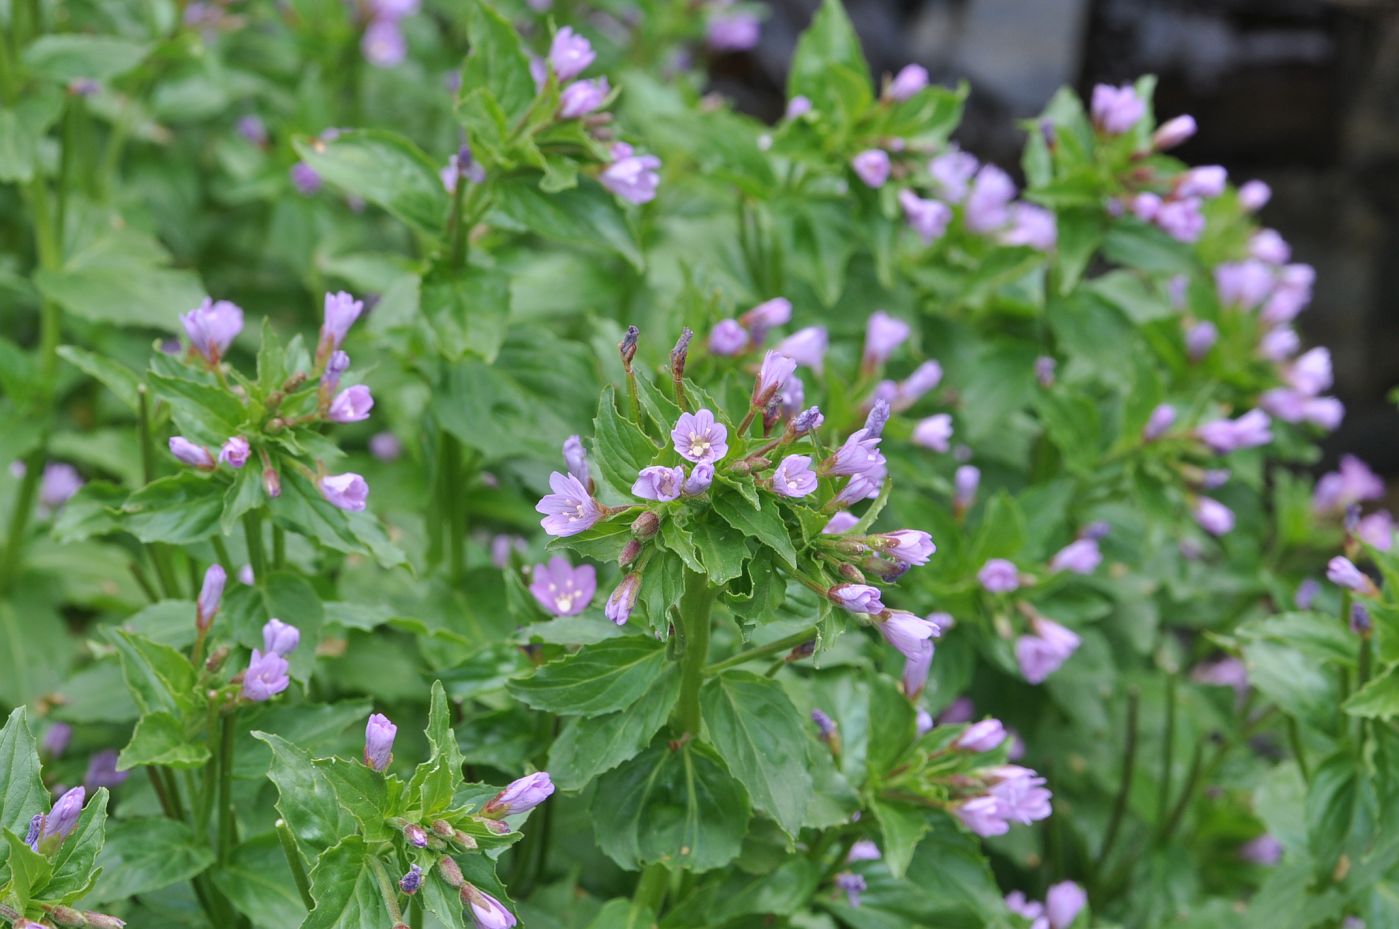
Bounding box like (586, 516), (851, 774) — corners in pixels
(367, 855), (404, 924)
(736, 404), (757, 436)
(272, 525), (286, 569)
(704, 628), (814, 675)
(675, 570), (716, 737)
(242, 512), (266, 582)
(445, 434), (465, 584)
(1157, 674), (1177, 826)
(217, 711), (237, 865)
(1093, 687), (1139, 874)
(1287, 717), (1310, 782)
(1154, 742), (1203, 847)
(632, 862), (670, 915)
(410, 897), (424, 929)
(161, 767), (187, 820)
(212, 535), (233, 571)
(625, 367), (643, 426)
(277, 818), (316, 910)
(128, 561), (160, 602)
(148, 545), (180, 599)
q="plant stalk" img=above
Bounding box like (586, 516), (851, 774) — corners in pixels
(675, 570), (716, 738)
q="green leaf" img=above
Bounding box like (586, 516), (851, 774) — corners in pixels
(699, 672), (812, 837)
(211, 833), (309, 929)
(22, 35), (151, 83)
(547, 672), (680, 790)
(508, 637), (669, 716)
(787, 0), (872, 119)
(1306, 750), (1359, 867)
(420, 263), (511, 363)
(4, 829), (53, 904)
(0, 596), (73, 708)
(147, 370), (248, 444)
(711, 490), (797, 570)
(461, 0), (536, 122)
(407, 681), (464, 816)
(222, 463), (264, 534)
(109, 629), (199, 718)
(593, 741), (752, 872)
(871, 798), (930, 878)
(51, 481), (126, 543)
(593, 386), (660, 497)
(1343, 666), (1399, 719)
(117, 712), (211, 770)
(120, 473), (224, 544)
(585, 899), (656, 929)
(252, 732), (360, 863)
(56, 345), (141, 411)
(0, 708), (47, 839)
(271, 471), (406, 569)
(0, 89), (63, 183)
(89, 818), (214, 903)
(294, 129), (448, 237)
(300, 835), (384, 929)
(46, 787), (109, 903)
(34, 265), (207, 329)
(690, 517), (751, 584)
(492, 176), (644, 271)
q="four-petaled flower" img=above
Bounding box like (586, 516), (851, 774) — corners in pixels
(529, 555), (598, 616)
(536, 471), (602, 537)
(671, 410), (729, 464)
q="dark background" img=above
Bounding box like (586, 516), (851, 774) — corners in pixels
(709, 0), (1399, 476)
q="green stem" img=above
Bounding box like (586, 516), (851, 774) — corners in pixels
(277, 818), (316, 911)
(1154, 742), (1203, 847)
(1157, 674), (1177, 826)
(675, 570), (716, 738)
(243, 512), (266, 582)
(1093, 687), (1139, 875)
(128, 561), (160, 603)
(367, 855), (404, 924)
(217, 710), (237, 865)
(272, 525), (286, 569)
(445, 434), (465, 584)
(138, 386), (156, 483)
(632, 862), (670, 915)
(410, 897), (424, 929)
(1287, 717), (1310, 783)
(212, 535), (233, 572)
(704, 627), (814, 675)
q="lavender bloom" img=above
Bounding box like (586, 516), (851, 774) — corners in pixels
(197, 564), (226, 629)
(989, 765), (1054, 824)
(886, 63), (929, 101)
(1015, 617), (1080, 683)
(791, 406), (824, 436)
(879, 530), (936, 566)
(826, 428), (884, 479)
(1359, 511), (1394, 551)
(181, 298), (244, 363)
(1240, 834), (1283, 866)
(772, 455), (818, 498)
(1049, 538), (1101, 574)
(830, 584), (885, 614)
(463, 885), (518, 929)
(600, 143), (661, 204)
(954, 465), (980, 509)
(847, 839), (880, 863)
(1215, 260), (1274, 309)
(236, 114), (268, 145)
(529, 555), (597, 616)
(682, 463), (715, 496)
(851, 149), (891, 188)
(863, 399), (891, 440)
(169, 437), (215, 470)
(834, 473), (883, 508)
(83, 750), (128, 790)
(559, 436), (589, 488)
(290, 161), (321, 195)
(30, 787), (85, 851)
(1091, 83), (1145, 134)
(707, 12), (761, 51)
(404, 823), (429, 847)
(1035, 355), (1057, 387)
(262, 618), (300, 657)
(1259, 327), (1299, 362)
(1152, 114), (1197, 150)
(400, 864), (423, 895)
(1250, 229), (1291, 265)
(632, 465), (685, 502)
(441, 147), (486, 192)
(320, 291), (364, 355)
(549, 27), (595, 81)
(742, 297), (792, 334)
(811, 708), (837, 739)
(773, 326), (828, 374)
(898, 189), (951, 243)
(1239, 179), (1272, 211)
(1045, 881), (1087, 929)
(1196, 409), (1272, 453)
(42, 723), (72, 759)
(895, 361), (943, 409)
(753, 351), (798, 407)
(1178, 165), (1227, 199)
(361, 18), (406, 68)
(1352, 603), (1373, 636)
(709, 319), (748, 356)
(217, 436), (250, 469)
(834, 872), (867, 907)
(823, 512), (859, 534)
(321, 350), (350, 394)
(672, 409), (729, 463)
(39, 463), (83, 509)
(954, 719), (1006, 752)
(1185, 321), (1218, 361)
(1261, 264), (1315, 324)
(978, 559), (1020, 593)
(1129, 192), (1162, 221)
(863, 311), (910, 369)
(939, 696), (975, 725)
(242, 649), (290, 701)
(965, 165), (1016, 232)
(1193, 497), (1235, 536)
(536, 471), (602, 537)
(878, 610), (941, 658)
(1005, 891), (1044, 922)
(319, 472), (369, 511)
(328, 385), (374, 423)
(559, 77), (609, 119)
(785, 95), (812, 120)
(1315, 457), (1386, 515)
(238, 564), (255, 585)
(954, 795), (1008, 836)
(1328, 556), (1374, 594)
(1154, 197), (1205, 242)
(1303, 396), (1344, 431)
(1294, 578), (1321, 609)
(1001, 203), (1057, 251)
(1143, 403), (1177, 440)
(605, 574), (641, 625)
(929, 149), (979, 203)
(913, 414), (953, 452)
(364, 713), (397, 771)
(916, 709), (933, 734)
(483, 772), (555, 816)
(1287, 347), (1333, 396)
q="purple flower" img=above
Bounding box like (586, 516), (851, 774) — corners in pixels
(290, 161), (321, 195)
(463, 885), (518, 929)
(197, 564), (226, 629)
(1192, 657), (1249, 699)
(753, 350), (798, 407)
(328, 385), (374, 423)
(1049, 538), (1101, 574)
(988, 765), (1053, 824)
(851, 149), (891, 189)
(929, 149), (979, 202)
(965, 165), (1016, 232)
(863, 399), (891, 440)
(1193, 497), (1235, 536)
(791, 406), (824, 436)
(218, 436), (250, 469)
(1259, 327), (1299, 362)
(30, 786), (85, 851)
(912, 414), (953, 452)
(955, 796), (1008, 837)
(823, 512), (859, 534)
(1045, 881), (1087, 929)
(1286, 347), (1332, 396)
(672, 409), (729, 463)
(1215, 260), (1274, 309)
(370, 0), (419, 17)
(404, 823), (428, 847)
(242, 649), (290, 701)
(1177, 165), (1227, 199)
(954, 465), (980, 509)
(1250, 229), (1291, 265)
(1152, 114), (1197, 150)
(1352, 603), (1373, 636)
(902, 637), (934, 697)
(978, 559), (1020, 593)
(1240, 834), (1283, 866)
(600, 143), (661, 204)
(895, 361), (943, 409)
(364, 713), (397, 771)
(939, 696), (974, 724)
(562, 435), (589, 487)
(399, 864), (423, 895)
(549, 27), (594, 81)
(362, 19), (406, 68)
(785, 95), (812, 120)
(319, 472), (369, 511)
(559, 77), (609, 119)
(954, 719), (1006, 752)
(83, 750), (128, 790)
(741, 297), (793, 336)
(1005, 890), (1044, 922)
(529, 555), (597, 616)
(169, 437), (215, 470)
(1185, 321), (1218, 361)
(887, 64), (929, 101)
(771, 455), (818, 498)
(878, 609), (940, 659)
(1196, 409), (1272, 453)
(879, 530), (936, 566)
(847, 839), (880, 862)
(236, 114), (268, 145)
(707, 12), (761, 51)
(1154, 197), (1205, 242)
(834, 473), (883, 508)
(830, 584), (885, 614)
(773, 326), (828, 374)
(483, 772), (555, 816)
(709, 319), (748, 356)
(863, 311), (910, 369)
(1091, 83), (1145, 134)
(1328, 556), (1374, 594)
(682, 462), (714, 497)
(42, 723), (72, 759)
(826, 428), (884, 480)
(320, 291), (364, 355)
(1001, 203), (1057, 251)
(364, 432), (400, 462)
(537, 471), (602, 537)
(1015, 617), (1079, 683)
(898, 189), (952, 244)
(1143, 403), (1177, 441)
(1129, 192), (1162, 221)
(1359, 511), (1394, 551)
(1239, 180), (1272, 211)
(238, 564), (255, 585)
(811, 708), (837, 739)
(834, 872), (867, 907)
(632, 465), (685, 502)
(181, 298), (244, 364)
(1034, 355), (1057, 388)
(441, 147), (486, 192)
(39, 463), (83, 509)
(262, 618), (300, 657)
(605, 573), (641, 625)
(1261, 264), (1314, 324)
(321, 350), (350, 394)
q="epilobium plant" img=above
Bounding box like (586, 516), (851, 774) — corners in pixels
(1, 0), (1397, 926)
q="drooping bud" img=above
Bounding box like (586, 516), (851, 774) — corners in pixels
(399, 864), (424, 895)
(605, 574), (641, 625)
(670, 328), (692, 382)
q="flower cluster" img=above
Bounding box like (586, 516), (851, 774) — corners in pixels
(360, 0), (420, 69)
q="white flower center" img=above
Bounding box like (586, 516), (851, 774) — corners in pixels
(688, 432), (711, 458)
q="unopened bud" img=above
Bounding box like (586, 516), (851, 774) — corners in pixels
(631, 511), (659, 539)
(404, 823), (428, 847)
(791, 406), (824, 435)
(437, 855), (464, 887)
(1039, 118), (1057, 151)
(204, 644), (230, 673)
(453, 830), (478, 850)
(1351, 603), (1373, 638)
(863, 399), (891, 438)
(431, 819), (455, 837)
(1152, 114), (1197, 151)
(619, 326), (639, 372)
(262, 467), (281, 499)
(670, 328), (692, 380)
(837, 563), (866, 583)
(481, 817), (511, 834)
(46, 906), (86, 927)
(618, 539), (642, 567)
(83, 915), (126, 929)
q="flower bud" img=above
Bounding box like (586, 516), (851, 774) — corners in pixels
(46, 905), (86, 927)
(670, 327), (692, 381)
(82, 912), (127, 929)
(219, 436), (250, 469)
(753, 350), (797, 408)
(169, 437), (216, 470)
(196, 564), (226, 631)
(682, 462), (714, 496)
(483, 772), (555, 817)
(619, 325), (639, 372)
(204, 644), (230, 673)
(404, 823), (429, 847)
(1351, 603), (1373, 638)
(437, 854), (464, 887)
(631, 511), (659, 538)
(605, 574), (641, 626)
(262, 467), (281, 499)
(1152, 114), (1197, 150)
(364, 713), (396, 771)
(399, 864), (423, 895)
(462, 884), (517, 929)
(618, 539), (643, 567)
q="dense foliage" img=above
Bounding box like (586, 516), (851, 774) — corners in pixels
(1, 1), (1396, 928)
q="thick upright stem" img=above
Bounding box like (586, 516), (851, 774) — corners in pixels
(217, 711), (237, 865)
(675, 570), (716, 738)
(632, 862), (670, 915)
(243, 512), (266, 583)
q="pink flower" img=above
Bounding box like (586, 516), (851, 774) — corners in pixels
(549, 27), (594, 81)
(536, 471), (601, 537)
(1049, 539), (1101, 575)
(632, 465), (685, 502)
(772, 455), (817, 498)
(1015, 618), (1079, 684)
(219, 436), (251, 468)
(851, 149), (891, 188)
(886, 64), (929, 101)
(954, 719), (1006, 752)
(600, 143), (661, 204)
(559, 77), (609, 119)
(529, 555), (597, 616)
(672, 409), (729, 463)
(978, 559), (1020, 593)
(898, 189), (951, 243)
(328, 385), (374, 423)
(773, 326), (828, 374)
